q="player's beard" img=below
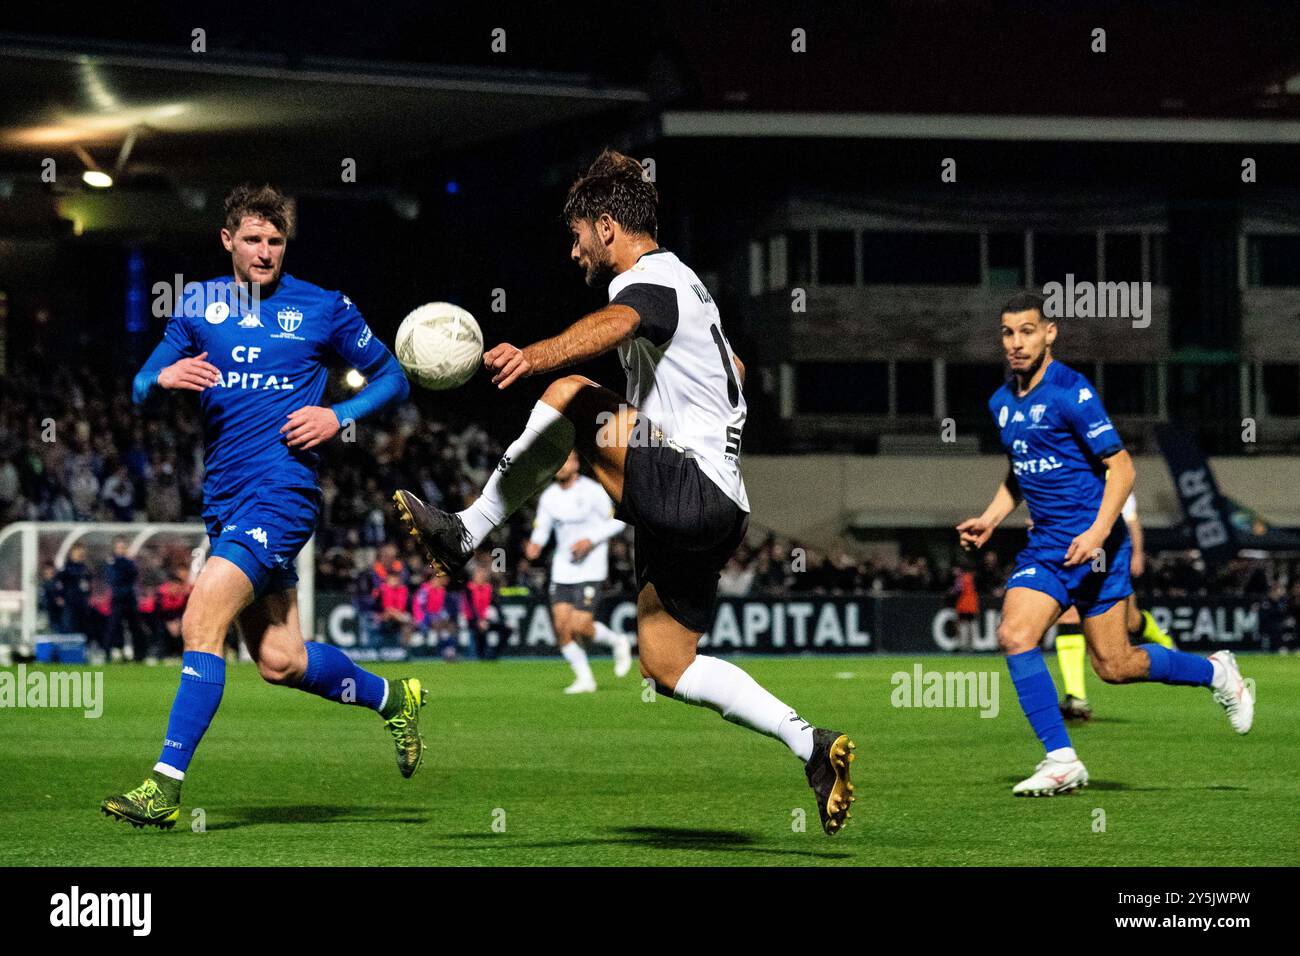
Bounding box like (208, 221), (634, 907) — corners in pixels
(582, 243), (617, 287)
(1013, 347), (1047, 386)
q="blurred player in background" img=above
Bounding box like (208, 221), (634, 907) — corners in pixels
(524, 450), (633, 692)
(958, 292), (1254, 797)
(102, 184), (419, 830)
(394, 149), (856, 834)
(1057, 490), (1175, 720)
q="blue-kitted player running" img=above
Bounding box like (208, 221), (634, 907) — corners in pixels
(102, 184), (419, 829)
(957, 292), (1254, 797)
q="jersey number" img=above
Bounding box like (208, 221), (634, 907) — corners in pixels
(710, 324), (740, 408)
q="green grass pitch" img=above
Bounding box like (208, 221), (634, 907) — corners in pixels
(1, 654), (1295, 866)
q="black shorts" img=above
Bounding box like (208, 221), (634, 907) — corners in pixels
(614, 418), (749, 633)
(549, 580), (601, 612)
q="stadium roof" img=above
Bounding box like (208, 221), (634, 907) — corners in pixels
(0, 35), (648, 190)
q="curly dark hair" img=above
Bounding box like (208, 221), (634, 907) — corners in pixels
(223, 183), (293, 236)
(561, 148), (657, 239)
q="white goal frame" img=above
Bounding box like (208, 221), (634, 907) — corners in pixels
(0, 522), (314, 648)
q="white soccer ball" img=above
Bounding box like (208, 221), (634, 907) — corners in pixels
(394, 302), (484, 391)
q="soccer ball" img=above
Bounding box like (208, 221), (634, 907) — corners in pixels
(395, 302), (484, 391)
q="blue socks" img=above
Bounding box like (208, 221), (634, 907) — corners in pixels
(300, 642), (388, 710)
(1006, 648), (1072, 753)
(1143, 644), (1213, 687)
(156, 651), (226, 777)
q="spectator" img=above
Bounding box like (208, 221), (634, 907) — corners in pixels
(464, 563), (508, 660)
(374, 570), (412, 647)
(100, 463), (136, 521)
(104, 537), (148, 661)
(56, 544), (94, 643)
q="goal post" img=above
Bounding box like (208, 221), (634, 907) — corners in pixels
(0, 521), (315, 652)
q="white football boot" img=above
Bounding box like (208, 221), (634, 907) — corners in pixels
(563, 676), (597, 694)
(1208, 651), (1254, 734)
(612, 633), (633, 678)
(1012, 754), (1089, 797)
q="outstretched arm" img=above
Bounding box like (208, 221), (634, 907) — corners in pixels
(284, 297), (412, 450)
(484, 305), (640, 389)
(957, 468), (1022, 551)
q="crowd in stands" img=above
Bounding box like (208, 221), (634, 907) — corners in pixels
(8, 354), (1300, 654)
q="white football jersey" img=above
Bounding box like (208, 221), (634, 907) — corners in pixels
(607, 249), (750, 511)
(530, 475), (624, 584)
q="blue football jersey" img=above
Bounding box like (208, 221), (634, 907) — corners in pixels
(155, 274), (401, 506)
(988, 360), (1125, 546)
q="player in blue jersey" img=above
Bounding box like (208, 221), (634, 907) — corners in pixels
(957, 292), (1254, 797)
(102, 185), (420, 829)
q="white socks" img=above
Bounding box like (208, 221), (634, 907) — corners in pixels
(560, 641), (594, 684)
(459, 401), (576, 548)
(1047, 747), (1078, 763)
(672, 655), (814, 762)
(591, 621), (622, 647)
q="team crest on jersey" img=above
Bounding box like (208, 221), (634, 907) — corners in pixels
(277, 308), (303, 333)
(998, 405), (1009, 428)
(1030, 404), (1048, 424)
(205, 301), (230, 325)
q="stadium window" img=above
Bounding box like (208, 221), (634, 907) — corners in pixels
(862, 231), (980, 285)
(1150, 232), (1168, 285)
(1262, 363), (1300, 417)
(766, 233), (788, 289)
(945, 362), (1008, 424)
(986, 231), (1025, 287)
(749, 240), (765, 297)
(1104, 233), (1143, 283)
(1101, 362), (1158, 415)
(786, 230), (813, 286)
(1246, 235), (1300, 287)
(1035, 232), (1098, 285)
(817, 230), (856, 285)
(796, 361), (889, 414)
(895, 360), (934, 415)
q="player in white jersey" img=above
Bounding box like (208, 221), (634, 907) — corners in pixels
(1056, 491), (1176, 720)
(394, 149), (855, 834)
(525, 451), (633, 692)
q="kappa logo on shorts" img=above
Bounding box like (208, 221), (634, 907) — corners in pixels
(245, 527), (269, 548)
(222, 524), (237, 532)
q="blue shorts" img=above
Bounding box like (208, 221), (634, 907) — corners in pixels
(1006, 526), (1133, 618)
(203, 485), (321, 596)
